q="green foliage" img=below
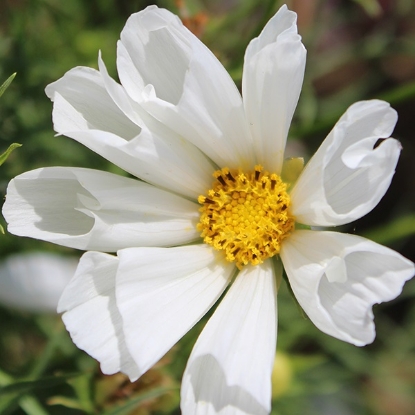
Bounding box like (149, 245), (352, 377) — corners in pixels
(0, 73), (21, 234)
(0, 143), (22, 167)
(0, 73), (16, 98)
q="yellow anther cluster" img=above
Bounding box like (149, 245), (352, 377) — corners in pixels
(198, 165), (295, 268)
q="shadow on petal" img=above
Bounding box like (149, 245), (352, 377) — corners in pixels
(187, 354), (268, 415)
(59, 252), (141, 380)
(91, 271), (141, 378)
(14, 173), (95, 236)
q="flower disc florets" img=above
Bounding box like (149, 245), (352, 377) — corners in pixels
(198, 165), (295, 268)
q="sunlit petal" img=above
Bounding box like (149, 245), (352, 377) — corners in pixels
(243, 5), (306, 174)
(117, 6), (255, 169)
(291, 100), (400, 226)
(46, 65), (214, 199)
(181, 260), (278, 414)
(116, 245), (235, 378)
(58, 252), (141, 380)
(3, 167), (200, 251)
(281, 230), (415, 345)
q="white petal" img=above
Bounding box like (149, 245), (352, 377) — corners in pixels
(0, 252), (77, 313)
(181, 260), (278, 415)
(117, 6), (255, 169)
(45, 66), (141, 139)
(280, 230), (415, 346)
(242, 5), (306, 174)
(58, 251), (141, 380)
(46, 65), (214, 199)
(290, 100), (400, 226)
(3, 167), (200, 251)
(116, 245), (235, 378)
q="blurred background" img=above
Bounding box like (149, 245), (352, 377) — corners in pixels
(1, 0), (415, 414)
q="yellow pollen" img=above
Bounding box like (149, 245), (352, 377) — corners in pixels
(197, 165), (295, 269)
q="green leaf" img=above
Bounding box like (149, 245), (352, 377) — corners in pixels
(362, 213), (415, 245)
(101, 387), (176, 415)
(67, 373), (95, 413)
(0, 369), (13, 386)
(0, 73), (16, 98)
(47, 396), (85, 411)
(16, 395), (49, 415)
(0, 370), (49, 415)
(29, 320), (68, 379)
(0, 373), (82, 399)
(0, 143), (22, 166)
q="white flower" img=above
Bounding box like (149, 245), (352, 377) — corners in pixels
(2, 5), (414, 414)
(0, 252), (77, 313)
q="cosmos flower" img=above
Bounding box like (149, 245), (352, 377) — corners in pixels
(0, 252), (77, 313)
(2, 4), (414, 414)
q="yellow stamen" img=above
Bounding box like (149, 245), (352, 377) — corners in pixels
(198, 165), (295, 269)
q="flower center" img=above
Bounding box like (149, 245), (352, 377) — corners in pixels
(197, 165), (295, 268)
